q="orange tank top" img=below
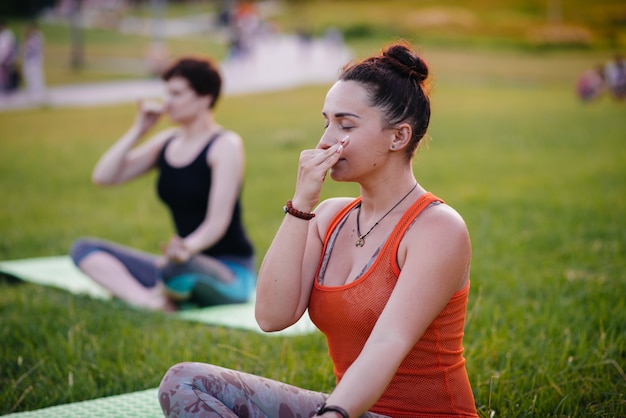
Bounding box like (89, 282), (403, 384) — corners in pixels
(308, 192), (478, 417)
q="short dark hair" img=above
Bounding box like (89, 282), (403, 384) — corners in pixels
(161, 57), (222, 109)
(339, 41), (431, 158)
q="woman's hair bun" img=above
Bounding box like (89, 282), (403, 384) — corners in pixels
(383, 44), (429, 83)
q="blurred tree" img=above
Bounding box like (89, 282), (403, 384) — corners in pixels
(68, 0), (84, 70)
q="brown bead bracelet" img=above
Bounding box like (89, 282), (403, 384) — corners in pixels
(316, 403), (349, 418)
(283, 200), (315, 220)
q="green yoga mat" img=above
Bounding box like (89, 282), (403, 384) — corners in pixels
(7, 388), (161, 417)
(0, 256), (317, 337)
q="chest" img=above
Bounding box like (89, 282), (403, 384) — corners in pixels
(156, 142), (213, 207)
(319, 210), (408, 287)
(164, 138), (212, 168)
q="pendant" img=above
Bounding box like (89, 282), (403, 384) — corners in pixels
(355, 237), (365, 247)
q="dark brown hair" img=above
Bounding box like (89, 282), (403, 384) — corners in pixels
(161, 57), (222, 109)
(339, 41), (431, 158)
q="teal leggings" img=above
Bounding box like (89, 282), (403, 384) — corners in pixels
(164, 260), (256, 306)
(70, 237), (256, 307)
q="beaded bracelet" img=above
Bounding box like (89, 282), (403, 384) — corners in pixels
(316, 403), (349, 418)
(283, 200), (315, 220)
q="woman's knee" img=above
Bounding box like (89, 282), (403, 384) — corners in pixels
(159, 362), (190, 413)
(159, 362), (217, 393)
(69, 237), (101, 265)
(160, 362), (192, 389)
(158, 362), (222, 417)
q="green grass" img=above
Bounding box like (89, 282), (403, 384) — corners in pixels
(1, 1), (626, 416)
(1, 50), (625, 416)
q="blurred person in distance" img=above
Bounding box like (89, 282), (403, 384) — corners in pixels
(0, 18), (18, 94)
(576, 64), (605, 102)
(70, 56), (256, 312)
(21, 21), (46, 101)
(604, 53), (626, 101)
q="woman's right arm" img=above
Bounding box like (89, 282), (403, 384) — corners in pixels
(255, 140), (346, 332)
(92, 100), (172, 185)
(254, 208), (321, 332)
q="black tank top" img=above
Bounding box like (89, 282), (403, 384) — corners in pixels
(156, 132), (254, 258)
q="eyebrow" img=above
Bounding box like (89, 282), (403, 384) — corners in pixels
(322, 111), (361, 119)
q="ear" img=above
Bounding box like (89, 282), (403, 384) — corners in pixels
(389, 123), (412, 151)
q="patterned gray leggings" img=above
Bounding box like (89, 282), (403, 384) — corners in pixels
(158, 362), (388, 418)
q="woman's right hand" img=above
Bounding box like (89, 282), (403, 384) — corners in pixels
(134, 99), (165, 136)
(292, 135), (349, 211)
(91, 99), (170, 186)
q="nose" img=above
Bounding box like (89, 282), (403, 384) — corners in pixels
(317, 131), (342, 150)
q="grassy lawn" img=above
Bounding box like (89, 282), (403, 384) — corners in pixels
(1, 1), (625, 417)
(2, 53), (625, 416)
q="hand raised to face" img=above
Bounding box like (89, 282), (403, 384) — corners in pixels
(291, 135), (349, 212)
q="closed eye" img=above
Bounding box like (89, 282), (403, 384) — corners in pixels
(322, 109), (360, 133)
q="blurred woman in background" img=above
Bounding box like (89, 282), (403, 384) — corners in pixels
(70, 57), (256, 311)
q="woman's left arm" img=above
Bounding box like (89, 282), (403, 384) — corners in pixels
(165, 131), (245, 260)
(321, 204), (472, 417)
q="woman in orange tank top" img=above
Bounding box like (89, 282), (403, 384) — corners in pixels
(158, 40), (478, 418)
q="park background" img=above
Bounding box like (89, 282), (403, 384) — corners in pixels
(1, 0), (625, 416)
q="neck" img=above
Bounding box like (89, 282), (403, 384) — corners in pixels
(354, 180), (420, 247)
(359, 175), (421, 216)
(180, 113), (216, 141)
(359, 181), (421, 224)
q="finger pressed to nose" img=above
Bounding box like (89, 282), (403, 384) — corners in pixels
(317, 134), (350, 150)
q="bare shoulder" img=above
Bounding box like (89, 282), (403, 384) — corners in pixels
(420, 202), (468, 232)
(401, 201), (470, 254)
(139, 127), (178, 156)
(148, 126), (178, 145)
(315, 197), (356, 217)
(216, 130), (243, 148)
(208, 130), (244, 163)
(398, 201), (471, 288)
(313, 196), (357, 236)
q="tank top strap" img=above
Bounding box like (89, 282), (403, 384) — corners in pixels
(382, 192), (444, 275)
(196, 130), (224, 162)
(158, 135), (176, 162)
(315, 198), (361, 283)
(325, 197), (361, 238)
(203, 130), (224, 153)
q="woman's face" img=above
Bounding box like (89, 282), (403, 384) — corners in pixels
(319, 80), (392, 181)
(164, 76), (210, 123)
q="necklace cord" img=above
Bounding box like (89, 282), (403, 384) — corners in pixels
(355, 183), (418, 247)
